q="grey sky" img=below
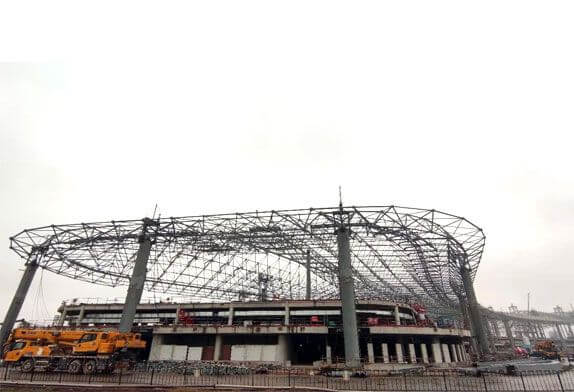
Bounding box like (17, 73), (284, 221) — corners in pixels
(1, 1), (573, 323)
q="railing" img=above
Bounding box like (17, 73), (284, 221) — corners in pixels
(2, 363), (574, 391)
(61, 297), (179, 306)
(483, 308), (574, 324)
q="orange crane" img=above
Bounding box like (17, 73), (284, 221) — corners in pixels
(2, 328), (146, 374)
(531, 339), (561, 360)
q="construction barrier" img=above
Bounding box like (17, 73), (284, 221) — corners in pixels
(1, 362), (574, 391)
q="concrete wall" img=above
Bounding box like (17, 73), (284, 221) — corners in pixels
(230, 345), (277, 361)
(150, 330), (468, 365)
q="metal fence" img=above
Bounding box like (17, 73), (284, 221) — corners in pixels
(2, 363), (574, 391)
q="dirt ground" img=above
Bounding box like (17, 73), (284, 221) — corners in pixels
(0, 387), (174, 392)
(1, 388), (166, 392)
(1, 386), (299, 392)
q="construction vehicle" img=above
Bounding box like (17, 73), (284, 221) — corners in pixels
(2, 328), (146, 374)
(531, 339), (560, 360)
(513, 346), (528, 358)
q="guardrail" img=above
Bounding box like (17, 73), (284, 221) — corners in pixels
(2, 363), (574, 391)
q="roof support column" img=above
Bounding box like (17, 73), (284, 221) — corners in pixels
(459, 257), (490, 356)
(119, 219), (153, 333)
(458, 293), (479, 357)
(336, 224), (361, 368)
(57, 306), (67, 327)
(458, 295), (471, 330)
(0, 255), (39, 346)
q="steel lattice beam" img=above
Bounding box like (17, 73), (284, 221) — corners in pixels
(9, 205), (485, 315)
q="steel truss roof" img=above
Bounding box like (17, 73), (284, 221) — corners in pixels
(9, 206), (485, 315)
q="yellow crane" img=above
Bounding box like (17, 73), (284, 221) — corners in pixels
(2, 328), (146, 374)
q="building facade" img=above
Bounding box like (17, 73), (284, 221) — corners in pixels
(57, 299), (471, 366)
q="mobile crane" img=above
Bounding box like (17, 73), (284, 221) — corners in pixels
(531, 339), (561, 360)
(2, 328), (146, 374)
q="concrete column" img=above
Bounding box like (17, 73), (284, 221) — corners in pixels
(174, 304), (181, 325)
(459, 258), (490, 356)
(228, 306), (234, 326)
(564, 325), (570, 338)
(450, 344), (459, 362)
(491, 320), (501, 337)
(515, 328), (523, 339)
(394, 305), (401, 326)
(395, 342), (404, 363)
(432, 340), (443, 363)
(276, 335), (288, 364)
(456, 345), (464, 362)
(284, 306), (290, 325)
(526, 323), (536, 342)
(538, 324), (546, 338)
(119, 221), (153, 333)
(484, 316), (494, 347)
(148, 334), (164, 361)
(381, 343), (389, 363)
(408, 343), (416, 363)
(442, 344), (451, 363)
(336, 224), (361, 368)
(367, 342), (375, 363)
(306, 249), (312, 300)
(555, 323), (564, 340)
(420, 343), (429, 364)
(460, 296), (480, 357)
(0, 258), (39, 346)
(503, 319), (515, 348)
(458, 295), (472, 330)
(214, 334), (223, 361)
(326, 344), (332, 364)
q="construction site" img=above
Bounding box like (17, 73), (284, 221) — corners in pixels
(1, 205), (573, 390)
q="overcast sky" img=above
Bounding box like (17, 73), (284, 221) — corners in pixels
(1, 1), (573, 324)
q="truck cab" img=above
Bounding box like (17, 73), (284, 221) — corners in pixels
(73, 332), (115, 355)
(3, 340), (52, 362)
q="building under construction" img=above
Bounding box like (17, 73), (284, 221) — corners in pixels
(56, 298), (471, 365)
(2, 205), (492, 366)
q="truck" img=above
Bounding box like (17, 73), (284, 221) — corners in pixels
(1, 328), (146, 374)
(531, 339), (560, 360)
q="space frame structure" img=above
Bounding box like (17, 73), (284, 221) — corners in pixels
(3, 205), (490, 363)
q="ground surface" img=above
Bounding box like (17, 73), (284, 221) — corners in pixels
(0, 388), (299, 392)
